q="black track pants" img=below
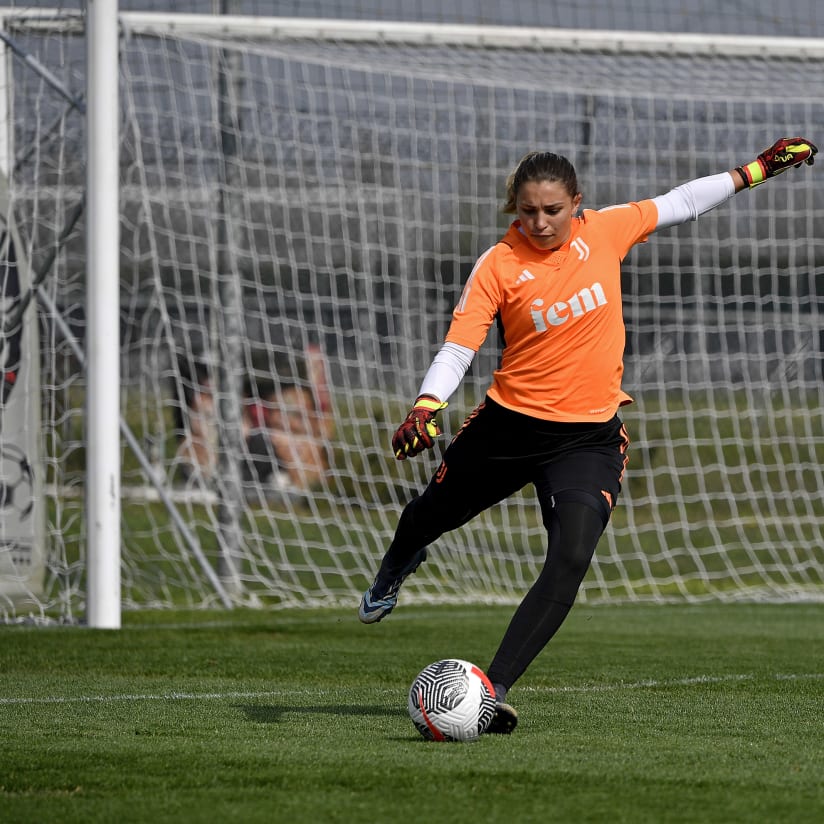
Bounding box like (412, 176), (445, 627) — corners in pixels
(378, 397), (628, 689)
(485, 499), (605, 690)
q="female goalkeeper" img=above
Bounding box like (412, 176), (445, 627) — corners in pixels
(358, 136), (817, 734)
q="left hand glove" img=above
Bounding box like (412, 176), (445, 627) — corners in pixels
(737, 136), (818, 188)
(391, 395), (448, 460)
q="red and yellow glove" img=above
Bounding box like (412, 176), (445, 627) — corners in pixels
(736, 137), (818, 188)
(392, 395), (448, 460)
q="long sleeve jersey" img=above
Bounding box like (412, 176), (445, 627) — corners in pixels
(418, 171), (737, 422)
(444, 201), (658, 422)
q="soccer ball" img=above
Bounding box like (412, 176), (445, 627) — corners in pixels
(0, 442), (34, 520)
(407, 658), (496, 742)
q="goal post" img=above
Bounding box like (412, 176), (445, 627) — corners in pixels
(85, 0), (121, 629)
(2, 10), (823, 622)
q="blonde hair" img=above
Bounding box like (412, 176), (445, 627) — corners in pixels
(502, 151), (580, 214)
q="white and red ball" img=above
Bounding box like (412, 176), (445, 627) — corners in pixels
(407, 658), (496, 742)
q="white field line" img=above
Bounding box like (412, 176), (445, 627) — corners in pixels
(1, 672), (822, 706)
(519, 672), (824, 694)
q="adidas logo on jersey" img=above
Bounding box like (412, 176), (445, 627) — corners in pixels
(530, 282), (607, 332)
(516, 269), (536, 284)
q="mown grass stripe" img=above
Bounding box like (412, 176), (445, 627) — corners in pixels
(3, 671), (821, 705)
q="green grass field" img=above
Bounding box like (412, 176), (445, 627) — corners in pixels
(2, 603), (823, 823)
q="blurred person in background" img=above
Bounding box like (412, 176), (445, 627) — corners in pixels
(172, 356), (217, 483)
(242, 344), (334, 491)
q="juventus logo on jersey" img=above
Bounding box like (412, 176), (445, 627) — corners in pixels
(570, 238), (590, 260)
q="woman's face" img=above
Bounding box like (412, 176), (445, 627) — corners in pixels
(515, 179), (583, 251)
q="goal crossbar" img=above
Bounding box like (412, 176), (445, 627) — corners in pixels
(5, 10), (824, 59)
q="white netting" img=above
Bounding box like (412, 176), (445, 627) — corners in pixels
(2, 12), (823, 620)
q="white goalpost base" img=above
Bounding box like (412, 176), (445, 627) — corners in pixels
(1, 10), (822, 621)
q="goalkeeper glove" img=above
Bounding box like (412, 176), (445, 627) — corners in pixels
(736, 136), (818, 188)
(392, 395), (448, 460)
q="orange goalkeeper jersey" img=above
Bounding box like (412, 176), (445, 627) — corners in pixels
(445, 200), (659, 422)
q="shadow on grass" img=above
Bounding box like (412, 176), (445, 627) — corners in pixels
(237, 703), (407, 723)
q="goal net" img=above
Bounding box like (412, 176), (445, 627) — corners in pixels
(2, 11), (823, 621)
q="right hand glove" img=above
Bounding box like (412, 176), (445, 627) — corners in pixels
(391, 395), (448, 460)
(736, 137), (818, 188)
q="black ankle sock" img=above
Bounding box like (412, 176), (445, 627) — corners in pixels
(492, 682), (508, 703)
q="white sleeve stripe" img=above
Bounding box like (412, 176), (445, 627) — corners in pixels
(456, 245), (495, 313)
